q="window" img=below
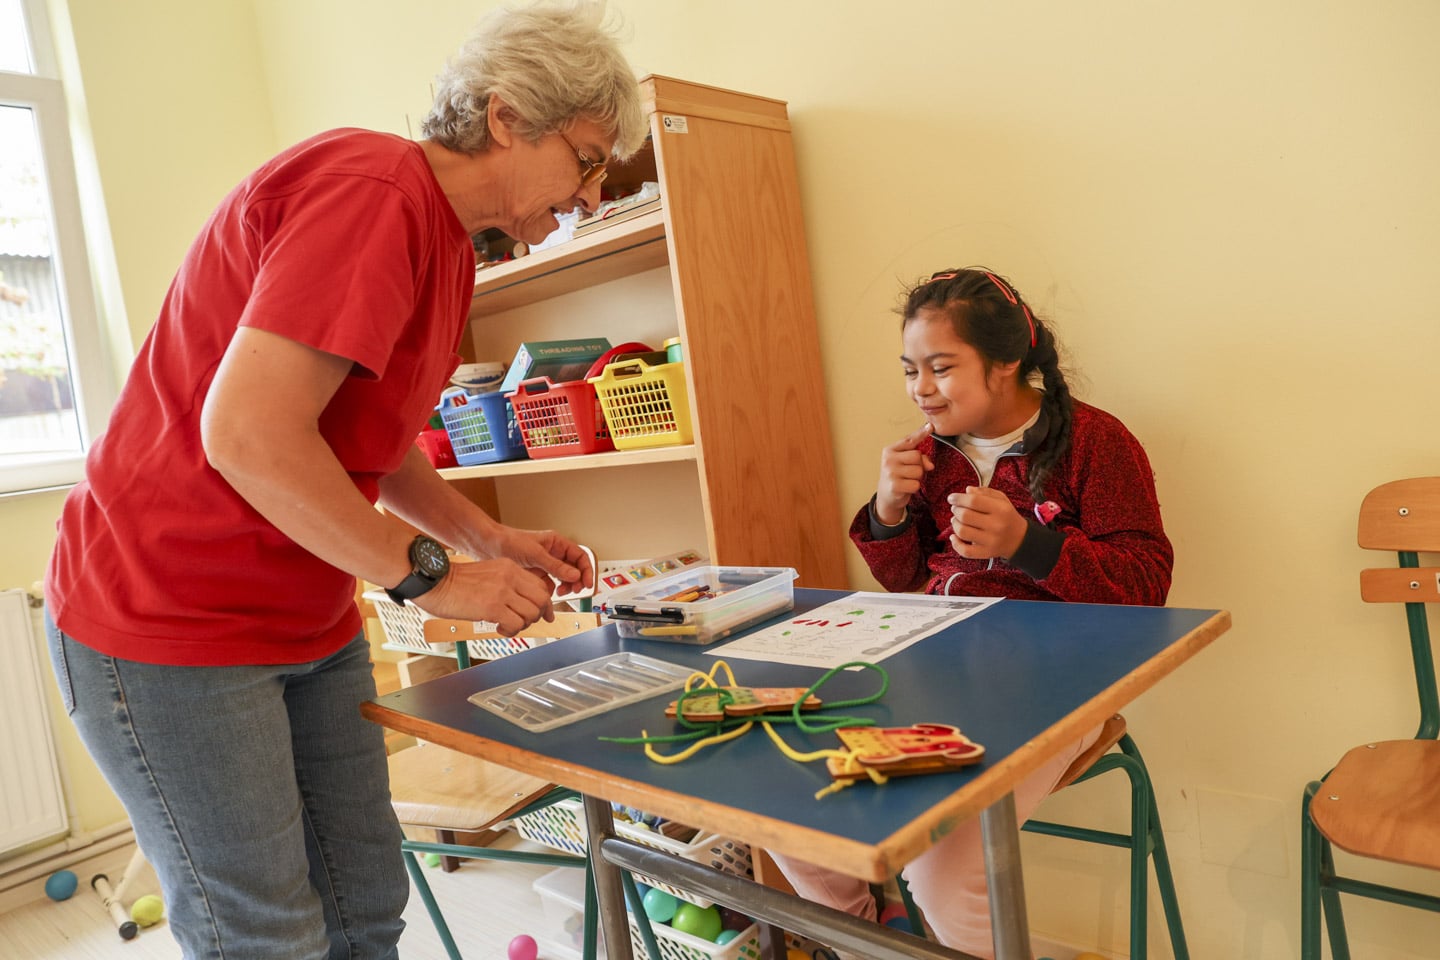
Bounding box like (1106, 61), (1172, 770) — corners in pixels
(0, 0), (121, 495)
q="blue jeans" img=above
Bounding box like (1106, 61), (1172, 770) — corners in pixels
(46, 614), (407, 960)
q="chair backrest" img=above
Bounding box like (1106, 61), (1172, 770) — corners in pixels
(1357, 477), (1440, 740)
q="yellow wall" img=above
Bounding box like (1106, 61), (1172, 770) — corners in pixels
(6, 1), (1437, 955)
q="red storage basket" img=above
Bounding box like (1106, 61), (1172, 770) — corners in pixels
(506, 377), (614, 458)
(414, 427), (458, 468)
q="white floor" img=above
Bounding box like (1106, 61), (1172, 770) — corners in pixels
(0, 836), (574, 960)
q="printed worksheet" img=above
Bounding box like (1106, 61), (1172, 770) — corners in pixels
(706, 592), (1001, 670)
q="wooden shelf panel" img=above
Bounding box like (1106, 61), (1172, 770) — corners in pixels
(470, 210), (668, 314)
(438, 444), (697, 481)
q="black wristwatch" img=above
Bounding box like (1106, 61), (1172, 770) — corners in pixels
(386, 535), (450, 604)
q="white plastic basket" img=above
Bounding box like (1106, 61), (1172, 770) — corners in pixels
(627, 912), (762, 960)
(532, 866), (763, 960)
(513, 798), (752, 908)
(362, 590), (546, 661)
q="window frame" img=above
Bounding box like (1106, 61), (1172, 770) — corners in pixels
(0, 0), (124, 496)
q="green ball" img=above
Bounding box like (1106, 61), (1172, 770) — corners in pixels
(423, 853), (442, 868)
(641, 888), (678, 923)
(670, 902), (722, 941)
(130, 894), (165, 927)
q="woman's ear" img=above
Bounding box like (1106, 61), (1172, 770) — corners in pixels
(487, 95), (515, 148)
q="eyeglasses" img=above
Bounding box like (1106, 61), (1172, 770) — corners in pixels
(558, 130), (608, 188)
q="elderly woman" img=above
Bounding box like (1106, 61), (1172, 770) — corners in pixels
(43, 2), (646, 956)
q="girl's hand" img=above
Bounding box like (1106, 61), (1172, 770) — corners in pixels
(947, 486), (1028, 560)
(875, 424), (935, 526)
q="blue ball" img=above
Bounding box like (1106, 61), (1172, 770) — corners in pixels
(44, 870), (78, 901)
(715, 929), (743, 945)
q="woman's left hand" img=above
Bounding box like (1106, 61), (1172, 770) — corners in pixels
(946, 486), (1028, 560)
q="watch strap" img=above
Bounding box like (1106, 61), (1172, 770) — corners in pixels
(385, 572), (437, 605)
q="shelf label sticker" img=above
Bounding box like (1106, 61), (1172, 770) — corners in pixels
(661, 114), (689, 134)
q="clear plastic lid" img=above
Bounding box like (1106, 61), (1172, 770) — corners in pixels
(468, 652), (692, 732)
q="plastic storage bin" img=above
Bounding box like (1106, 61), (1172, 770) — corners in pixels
(588, 358), (694, 450)
(532, 867), (605, 960)
(514, 798), (753, 909)
(599, 565), (797, 645)
(362, 590), (546, 661)
(414, 427), (458, 468)
(506, 376), (615, 458)
(436, 387), (527, 466)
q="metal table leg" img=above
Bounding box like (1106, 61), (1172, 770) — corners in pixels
(980, 792), (1033, 960)
(582, 795), (635, 960)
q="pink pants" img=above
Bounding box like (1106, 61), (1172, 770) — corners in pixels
(769, 723), (1103, 960)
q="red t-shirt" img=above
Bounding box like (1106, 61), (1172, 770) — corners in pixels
(46, 129), (475, 666)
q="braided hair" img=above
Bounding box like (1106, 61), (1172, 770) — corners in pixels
(900, 267), (1073, 502)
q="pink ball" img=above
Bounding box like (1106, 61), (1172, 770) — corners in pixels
(507, 934), (538, 960)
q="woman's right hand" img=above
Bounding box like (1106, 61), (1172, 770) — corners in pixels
(874, 423), (934, 526)
(411, 557), (557, 637)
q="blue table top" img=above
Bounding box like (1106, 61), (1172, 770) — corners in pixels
(365, 589), (1228, 880)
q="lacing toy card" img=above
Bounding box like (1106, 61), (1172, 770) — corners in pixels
(665, 686), (822, 722)
(825, 723), (985, 781)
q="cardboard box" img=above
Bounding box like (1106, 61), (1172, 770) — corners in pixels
(500, 338), (611, 394)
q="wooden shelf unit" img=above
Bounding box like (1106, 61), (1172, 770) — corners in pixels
(472, 210), (667, 313)
(459, 76), (848, 589)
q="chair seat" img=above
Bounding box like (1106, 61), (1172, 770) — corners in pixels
(1055, 714), (1128, 789)
(388, 742), (555, 832)
(1309, 739), (1440, 870)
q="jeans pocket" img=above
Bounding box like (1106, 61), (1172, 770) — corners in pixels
(45, 614), (77, 716)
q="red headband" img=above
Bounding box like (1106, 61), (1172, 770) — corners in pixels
(983, 273), (1037, 348)
(929, 271), (1036, 348)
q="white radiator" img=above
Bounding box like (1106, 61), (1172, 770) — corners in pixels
(0, 589), (68, 856)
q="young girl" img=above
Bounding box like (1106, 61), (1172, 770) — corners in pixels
(771, 267), (1173, 958)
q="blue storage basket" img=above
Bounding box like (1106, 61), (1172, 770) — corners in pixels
(436, 388), (527, 466)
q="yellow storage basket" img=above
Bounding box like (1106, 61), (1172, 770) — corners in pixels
(588, 357), (694, 450)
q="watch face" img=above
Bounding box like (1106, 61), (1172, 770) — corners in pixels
(412, 537), (450, 578)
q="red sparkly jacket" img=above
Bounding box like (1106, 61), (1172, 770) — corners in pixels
(850, 400), (1172, 604)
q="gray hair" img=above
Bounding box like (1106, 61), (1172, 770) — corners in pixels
(421, 0), (647, 160)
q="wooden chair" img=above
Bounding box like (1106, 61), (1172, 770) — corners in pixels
(1300, 477), (1440, 960)
(894, 714), (1190, 959)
